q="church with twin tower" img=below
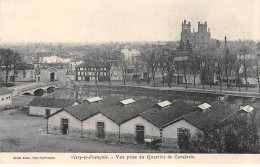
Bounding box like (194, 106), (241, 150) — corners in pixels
(181, 20), (211, 50)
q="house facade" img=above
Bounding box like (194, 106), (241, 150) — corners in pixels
(75, 60), (110, 82)
(0, 64), (36, 82)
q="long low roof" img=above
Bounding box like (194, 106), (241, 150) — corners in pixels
(28, 97), (78, 108)
(140, 100), (194, 128)
(101, 98), (157, 124)
(182, 101), (238, 131)
(46, 96), (122, 121)
(0, 87), (12, 95)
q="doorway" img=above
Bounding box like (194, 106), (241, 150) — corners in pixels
(61, 119), (69, 135)
(96, 121), (105, 138)
(50, 72), (55, 82)
(45, 109), (50, 117)
(136, 125), (145, 144)
(178, 128), (190, 150)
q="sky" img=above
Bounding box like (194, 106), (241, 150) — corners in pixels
(0, 0), (259, 43)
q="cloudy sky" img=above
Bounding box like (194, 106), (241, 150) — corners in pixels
(0, 0), (259, 42)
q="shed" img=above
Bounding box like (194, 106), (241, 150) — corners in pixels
(0, 87), (12, 108)
(28, 97), (80, 117)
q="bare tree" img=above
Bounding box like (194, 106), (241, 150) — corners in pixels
(12, 51), (22, 83)
(158, 49), (167, 85)
(188, 54), (200, 87)
(178, 51), (191, 89)
(0, 48), (14, 84)
(252, 58), (260, 93)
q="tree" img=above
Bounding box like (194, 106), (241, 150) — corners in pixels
(120, 56), (130, 86)
(241, 58), (251, 90)
(188, 54), (201, 87)
(223, 49), (235, 89)
(216, 57), (224, 91)
(252, 58), (260, 93)
(140, 48), (157, 87)
(234, 59), (242, 92)
(176, 39), (185, 51)
(157, 48), (167, 85)
(104, 50), (121, 86)
(0, 48), (14, 84)
(185, 40), (193, 53)
(166, 49), (174, 88)
(12, 51), (22, 83)
(88, 49), (104, 85)
(178, 51), (191, 89)
(190, 109), (259, 153)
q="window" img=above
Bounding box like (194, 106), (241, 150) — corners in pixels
(78, 72), (80, 75)
(6, 97), (8, 99)
(78, 77), (82, 81)
(2, 98), (4, 101)
(30, 71), (33, 75)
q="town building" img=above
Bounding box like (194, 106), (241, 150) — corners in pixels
(0, 87), (12, 108)
(28, 97), (80, 117)
(0, 64), (36, 82)
(35, 63), (72, 87)
(75, 60), (110, 82)
(181, 20), (211, 49)
(41, 55), (71, 64)
(231, 44), (260, 86)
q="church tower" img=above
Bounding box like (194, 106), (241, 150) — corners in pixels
(181, 20), (192, 44)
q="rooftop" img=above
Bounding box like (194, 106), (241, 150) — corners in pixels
(46, 97), (122, 121)
(0, 87), (12, 95)
(101, 98), (157, 124)
(140, 100), (194, 128)
(28, 97), (78, 108)
(182, 101), (238, 131)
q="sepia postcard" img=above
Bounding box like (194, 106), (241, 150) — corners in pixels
(0, 0), (260, 164)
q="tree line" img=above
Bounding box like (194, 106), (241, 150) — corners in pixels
(138, 40), (260, 92)
(0, 48), (23, 85)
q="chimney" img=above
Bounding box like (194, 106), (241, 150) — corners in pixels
(184, 20), (186, 24)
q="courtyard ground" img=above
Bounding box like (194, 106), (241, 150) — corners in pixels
(0, 109), (178, 153)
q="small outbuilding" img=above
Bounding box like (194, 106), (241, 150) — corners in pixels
(28, 97), (80, 117)
(0, 87), (12, 108)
